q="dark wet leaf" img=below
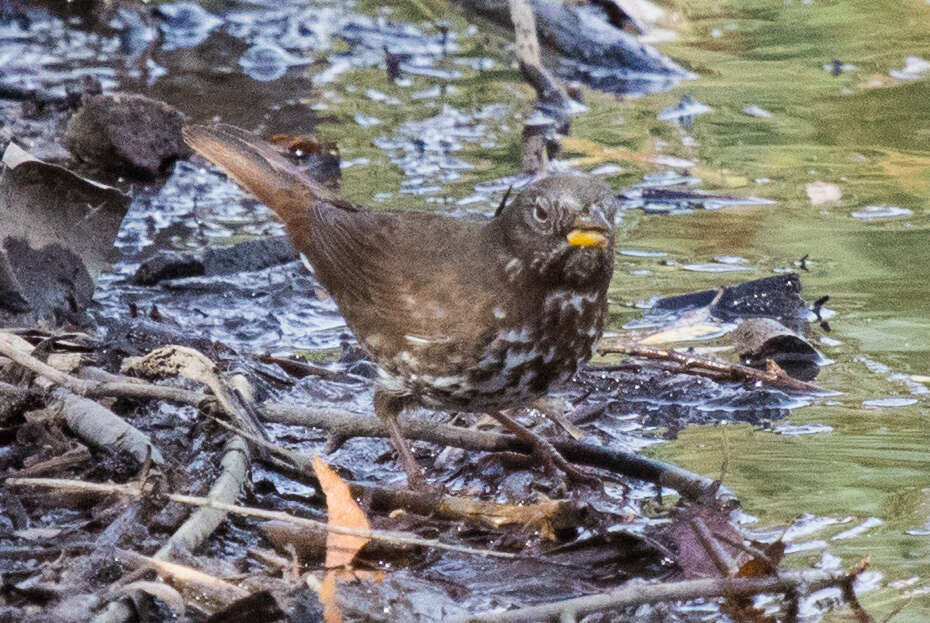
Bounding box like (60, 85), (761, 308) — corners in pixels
(732, 318), (821, 381)
(0, 143), (129, 326)
(204, 591), (285, 623)
(648, 273), (808, 335)
(665, 504), (743, 579)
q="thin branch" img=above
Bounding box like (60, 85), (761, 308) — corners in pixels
(597, 340), (833, 395)
(1, 330), (732, 505)
(6, 477), (520, 561)
(449, 568), (860, 623)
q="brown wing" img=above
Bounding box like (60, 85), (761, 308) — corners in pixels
(183, 124), (500, 360)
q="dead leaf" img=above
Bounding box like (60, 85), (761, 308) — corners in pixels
(665, 505), (744, 579)
(562, 136), (695, 170)
(312, 456), (371, 569)
(737, 540), (786, 578)
(320, 571), (342, 623)
(0, 142), (130, 325)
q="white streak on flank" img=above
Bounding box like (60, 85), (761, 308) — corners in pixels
(493, 306), (506, 319)
(422, 375), (466, 389)
(404, 334), (432, 345)
(504, 258), (523, 280)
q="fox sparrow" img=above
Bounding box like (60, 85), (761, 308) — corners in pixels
(184, 124), (617, 488)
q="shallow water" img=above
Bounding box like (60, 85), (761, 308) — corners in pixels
(5, 0), (930, 619)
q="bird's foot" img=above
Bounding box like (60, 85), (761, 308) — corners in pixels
(489, 411), (601, 489)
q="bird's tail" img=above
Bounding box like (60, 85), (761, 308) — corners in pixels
(182, 124), (342, 240)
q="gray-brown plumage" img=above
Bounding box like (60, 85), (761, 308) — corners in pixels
(183, 124), (617, 488)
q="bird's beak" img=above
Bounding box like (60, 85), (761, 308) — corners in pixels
(566, 213), (610, 249)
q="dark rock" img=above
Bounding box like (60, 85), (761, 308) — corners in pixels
(132, 251), (206, 286)
(0, 238), (94, 325)
(203, 235), (298, 275)
(132, 235), (299, 286)
(65, 92), (191, 179)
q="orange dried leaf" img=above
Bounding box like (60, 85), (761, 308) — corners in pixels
(320, 570), (342, 623)
(736, 540), (785, 578)
(312, 456), (371, 568)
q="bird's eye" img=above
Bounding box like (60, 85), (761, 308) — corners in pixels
(533, 205), (549, 223)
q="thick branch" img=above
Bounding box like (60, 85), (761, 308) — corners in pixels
(262, 404), (733, 506)
(598, 340), (832, 395)
(449, 569), (857, 623)
(7, 477), (520, 561)
(0, 331), (730, 505)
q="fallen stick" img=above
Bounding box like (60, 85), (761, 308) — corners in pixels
(0, 332), (729, 505)
(448, 568), (860, 623)
(92, 345), (257, 623)
(0, 333), (165, 465)
(262, 404), (733, 506)
(597, 340), (832, 395)
(6, 477), (521, 561)
(209, 414), (582, 533)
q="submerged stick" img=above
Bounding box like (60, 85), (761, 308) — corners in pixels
(449, 568), (858, 623)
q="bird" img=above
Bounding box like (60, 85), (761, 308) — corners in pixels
(183, 124), (617, 489)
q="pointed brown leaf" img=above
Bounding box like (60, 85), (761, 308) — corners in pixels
(312, 456), (371, 568)
(319, 570), (342, 623)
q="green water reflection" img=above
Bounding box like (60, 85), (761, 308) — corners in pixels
(630, 2), (930, 620)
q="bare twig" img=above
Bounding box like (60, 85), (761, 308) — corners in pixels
(449, 568), (861, 623)
(0, 331), (731, 505)
(509, 0), (571, 115)
(93, 345), (257, 623)
(597, 340), (833, 395)
(7, 477), (520, 560)
(691, 517), (737, 576)
(0, 332), (165, 465)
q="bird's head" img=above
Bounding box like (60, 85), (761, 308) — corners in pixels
(497, 173), (617, 287)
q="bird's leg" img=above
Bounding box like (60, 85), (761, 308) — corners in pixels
(374, 391), (432, 491)
(489, 410), (600, 488)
